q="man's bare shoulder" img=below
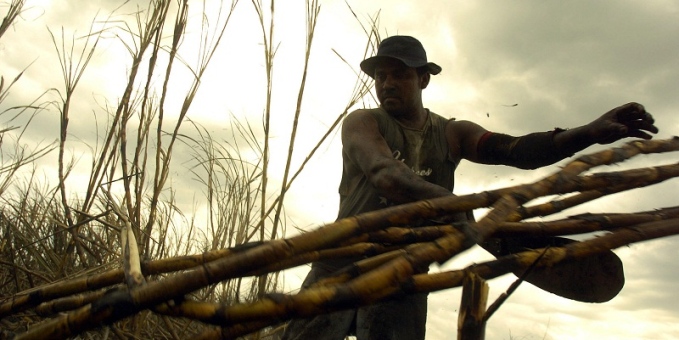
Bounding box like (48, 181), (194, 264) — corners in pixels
(445, 119), (491, 161)
(343, 108), (382, 128)
(342, 109), (383, 142)
(347, 108), (382, 117)
(445, 119), (487, 134)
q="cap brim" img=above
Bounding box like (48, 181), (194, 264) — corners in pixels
(426, 62), (442, 76)
(360, 56), (442, 78)
(359, 56), (385, 78)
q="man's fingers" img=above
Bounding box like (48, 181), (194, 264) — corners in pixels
(618, 103), (654, 123)
(643, 111), (655, 124)
(599, 122), (656, 144)
(598, 103), (658, 144)
(626, 129), (654, 140)
(615, 103), (658, 137)
(625, 120), (659, 134)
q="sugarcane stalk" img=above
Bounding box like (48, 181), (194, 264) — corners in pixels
(457, 271), (488, 340)
(192, 217), (679, 339)
(11, 138), (679, 339)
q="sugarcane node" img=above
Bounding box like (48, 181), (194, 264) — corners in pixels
(573, 213), (612, 225)
(90, 288), (135, 319)
(507, 191), (531, 204)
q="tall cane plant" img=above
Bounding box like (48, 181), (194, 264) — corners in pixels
(0, 0), (375, 337)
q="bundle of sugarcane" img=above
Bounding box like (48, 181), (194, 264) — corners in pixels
(3, 137), (679, 340)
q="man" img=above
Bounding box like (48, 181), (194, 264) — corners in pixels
(283, 35), (658, 340)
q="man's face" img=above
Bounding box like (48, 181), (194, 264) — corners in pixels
(374, 58), (429, 117)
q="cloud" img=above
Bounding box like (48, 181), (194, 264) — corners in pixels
(1, 1), (678, 339)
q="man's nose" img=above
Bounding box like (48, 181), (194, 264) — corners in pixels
(381, 75), (396, 89)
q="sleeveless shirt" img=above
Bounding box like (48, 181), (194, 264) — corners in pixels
(337, 108), (458, 220)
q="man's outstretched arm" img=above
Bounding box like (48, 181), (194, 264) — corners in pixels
(452, 102), (658, 169)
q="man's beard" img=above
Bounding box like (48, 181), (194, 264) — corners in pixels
(380, 100), (408, 117)
(382, 106), (406, 117)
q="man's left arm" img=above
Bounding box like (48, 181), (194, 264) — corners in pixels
(553, 102), (657, 152)
(461, 102), (658, 169)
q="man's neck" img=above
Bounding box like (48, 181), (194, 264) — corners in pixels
(393, 107), (429, 130)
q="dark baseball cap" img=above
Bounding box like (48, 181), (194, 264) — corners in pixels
(360, 35), (442, 78)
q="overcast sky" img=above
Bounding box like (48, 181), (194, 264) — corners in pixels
(2, 1), (679, 339)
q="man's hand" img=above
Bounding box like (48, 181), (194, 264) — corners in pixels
(589, 102), (658, 144)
